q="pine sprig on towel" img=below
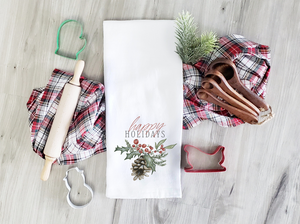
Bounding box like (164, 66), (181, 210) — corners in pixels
(175, 11), (218, 65)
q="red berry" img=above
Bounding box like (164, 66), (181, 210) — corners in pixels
(142, 144), (146, 148)
(145, 149), (148, 152)
(138, 144), (141, 147)
(132, 145), (135, 148)
(149, 146), (153, 150)
(162, 148), (165, 151)
(139, 150), (142, 153)
(137, 147), (140, 150)
(160, 144), (163, 148)
(154, 151), (157, 153)
(148, 151), (151, 154)
(159, 151), (162, 154)
(134, 139), (139, 144)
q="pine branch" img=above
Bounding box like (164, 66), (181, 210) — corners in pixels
(175, 11), (218, 65)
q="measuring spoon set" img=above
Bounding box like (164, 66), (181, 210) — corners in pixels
(197, 58), (270, 124)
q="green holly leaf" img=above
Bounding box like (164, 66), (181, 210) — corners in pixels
(164, 144), (177, 149)
(143, 154), (156, 174)
(155, 139), (167, 149)
(125, 151), (140, 160)
(115, 140), (133, 154)
(115, 145), (130, 154)
(125, 139), (131, 148)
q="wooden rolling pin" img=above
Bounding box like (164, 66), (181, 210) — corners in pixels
(41, 60), (84, 181)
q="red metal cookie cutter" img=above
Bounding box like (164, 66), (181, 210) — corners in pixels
(184, 145), (226, 172)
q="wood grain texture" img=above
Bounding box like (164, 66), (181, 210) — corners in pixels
(0, 0), (299, 223)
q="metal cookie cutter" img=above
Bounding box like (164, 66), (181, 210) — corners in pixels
(63, 167), (93, 209)
(184, 145), (226, 172)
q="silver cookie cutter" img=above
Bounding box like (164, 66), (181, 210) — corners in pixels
(63, 167), (93, 209)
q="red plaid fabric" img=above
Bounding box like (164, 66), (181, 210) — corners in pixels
(26, 69), (106, 164)
(183, 34), (271, 129)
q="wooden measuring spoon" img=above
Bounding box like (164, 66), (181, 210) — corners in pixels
(201, 77), (258, 117)
(204, 70), (260, 116)
(197, 89), (258, 124)
(207, 58), (269, 111)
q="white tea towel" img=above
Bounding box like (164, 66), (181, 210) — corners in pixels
(104, 20), (183, 199)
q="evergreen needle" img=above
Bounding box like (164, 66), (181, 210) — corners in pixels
(175, 11), (218, 65)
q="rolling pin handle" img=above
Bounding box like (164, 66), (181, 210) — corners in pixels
(41, 156), (56, 181)
(69, 60), (85, 86)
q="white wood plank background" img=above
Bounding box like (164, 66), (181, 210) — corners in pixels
(0, 0), (299, 223)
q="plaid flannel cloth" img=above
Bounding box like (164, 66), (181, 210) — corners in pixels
(183, 34), (271, 129)
(27, 69), (106, 165)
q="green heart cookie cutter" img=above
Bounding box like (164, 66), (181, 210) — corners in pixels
(55, 19), (87, 60)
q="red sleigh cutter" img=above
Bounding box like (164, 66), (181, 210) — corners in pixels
(184, 145), (226, 172)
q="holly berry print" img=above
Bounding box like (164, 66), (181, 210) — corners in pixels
(115, 139), (177, 181)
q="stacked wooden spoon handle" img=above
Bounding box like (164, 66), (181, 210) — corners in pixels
(197, 58), (272, 124)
